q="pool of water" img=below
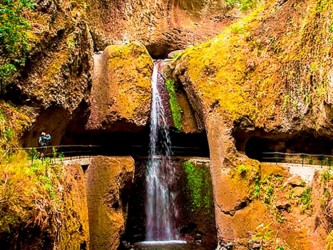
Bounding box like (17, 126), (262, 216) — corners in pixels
(133, 240), (207, 250)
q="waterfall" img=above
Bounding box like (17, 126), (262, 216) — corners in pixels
(145, 61), (178, 241)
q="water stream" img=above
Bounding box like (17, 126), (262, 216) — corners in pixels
(145, 61), (179, 241)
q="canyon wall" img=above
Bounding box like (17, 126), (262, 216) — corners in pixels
(85, 0), (232, 57)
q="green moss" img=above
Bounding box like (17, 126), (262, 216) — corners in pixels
(166, 79), (182, 130)
(225, 0), (258, 11)
(237, 164), (250, 178)
(177, 0), (333, 131)
(183, 161), (213, 213)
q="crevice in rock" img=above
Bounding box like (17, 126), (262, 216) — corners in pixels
(217, 198), (252, 216)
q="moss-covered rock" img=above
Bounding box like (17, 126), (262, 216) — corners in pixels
(0, 0), (94, 147)
(174, 0), (333, 133)
(181, 159), (217, 248)
(86, 41), (153, 132)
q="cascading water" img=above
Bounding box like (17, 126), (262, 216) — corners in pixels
(145, 61), (178, 241)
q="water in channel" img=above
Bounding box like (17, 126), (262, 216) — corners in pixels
(145, 61), (179, 241)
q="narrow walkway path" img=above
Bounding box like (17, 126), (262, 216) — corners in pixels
(53, 156), (94, 166)
(3, 146), (332, 183)
(264, 162), (330, 183)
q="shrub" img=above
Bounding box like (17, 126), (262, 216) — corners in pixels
(0, 0), (34, 90)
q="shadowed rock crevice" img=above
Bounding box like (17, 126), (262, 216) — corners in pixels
(60, 127), (210, 157)
(232, 126), (333, 161)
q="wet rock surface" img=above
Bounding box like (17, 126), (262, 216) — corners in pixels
(124, 158), (217, 249)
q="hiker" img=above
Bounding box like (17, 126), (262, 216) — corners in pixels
(38, 132), (51, 159)
(39, 132), (51, 146)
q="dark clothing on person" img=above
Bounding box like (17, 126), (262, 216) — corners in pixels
(39, 134), (51, 146)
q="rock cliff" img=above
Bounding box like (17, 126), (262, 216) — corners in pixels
(1, 0), (94, 147)
(86, 42), (153, 132)
(0, 159), (89, 249)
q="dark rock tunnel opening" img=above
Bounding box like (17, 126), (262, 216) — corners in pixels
(233, 128), (333, 162)
(60, 125), (210, 158)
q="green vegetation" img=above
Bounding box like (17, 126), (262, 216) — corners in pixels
(165, 79), (182, 130)
(0, 0), (34, 90)
(322, 168), (332, 183)
(264, 185), (274, 204)
(299, 188), (312, 213)
(251, 223), (274, 249)
(172, 51), (183, 61)
(237, 164), (250, 178)
(225, 0), (258, 11)
(252, 176), (261, 199)
(251, 176), (276, 204)
(0, 151), (65, 236)
(326, 230), (333, 250)
(0, 109), (18, 149)
(0, 110), (13, 146)
(183, 161), (213, 213)
(251, 173), (291, 207)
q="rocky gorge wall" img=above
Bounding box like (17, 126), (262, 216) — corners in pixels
(84, 0), (232, 57)
(0, 158), (90, 250)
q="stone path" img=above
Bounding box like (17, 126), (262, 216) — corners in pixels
(264, 162), (331, 183)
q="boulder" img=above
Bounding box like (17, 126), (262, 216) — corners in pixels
(86, 42), (153, 132)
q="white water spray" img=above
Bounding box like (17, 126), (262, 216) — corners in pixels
(145, 61), (178, 240)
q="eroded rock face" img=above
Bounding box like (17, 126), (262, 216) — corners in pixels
(85, 0), (233, 57)
(86, 42), (153, 132)
(7, 0), (94, 146)
(86, 156), (134, 250)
